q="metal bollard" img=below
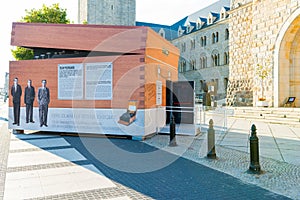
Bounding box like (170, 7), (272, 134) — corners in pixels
(207, 119), (216, 159)
(249, 124), (261, 173)
(169, 115), (177, 146)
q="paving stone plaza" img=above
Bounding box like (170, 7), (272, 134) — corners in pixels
(0, 101), (299, 199)
(3, 0), (300, 199)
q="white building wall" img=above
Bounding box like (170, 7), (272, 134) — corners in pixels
(172, 20), (230, 100)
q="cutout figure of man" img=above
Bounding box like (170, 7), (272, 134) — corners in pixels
(11, 77), (22, 126)
(24, 79), (35, 123)
(38, 80), (50, 127)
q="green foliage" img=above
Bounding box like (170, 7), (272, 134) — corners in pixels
(21, 3), (70, 24)
(12, 3), (70, 60)
(11, 46), (34, 60)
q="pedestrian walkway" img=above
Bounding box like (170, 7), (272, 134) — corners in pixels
(0, 101), (9, 200)
(0, 100), (299, 199)
(1, 130), (290, 200)
(144, 116), (300, 199)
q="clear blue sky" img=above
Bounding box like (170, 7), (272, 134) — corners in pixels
(0, 0), (218, 87)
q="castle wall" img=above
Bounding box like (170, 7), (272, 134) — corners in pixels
(228, 0), (300, 106)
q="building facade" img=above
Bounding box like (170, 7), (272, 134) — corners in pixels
(228, 0), (300, 107)
(171, 1), (230, 100)
(78, 0), (136, 26)
(79, 0), (231, 102)
(78, 0), (300, 107)
(138, 0), (231, 101)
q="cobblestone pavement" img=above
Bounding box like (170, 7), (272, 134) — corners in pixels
(1, 98), (298, 199)
(0, 101), (9, 200)
(0, 124), (10, 200)
(143, 134), (300, 200)
(3, 132), (291, 200)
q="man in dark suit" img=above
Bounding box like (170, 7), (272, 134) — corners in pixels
(38, 80), (50, 127)
(11, 77), (22, 126)
(24, 79), (35, 123)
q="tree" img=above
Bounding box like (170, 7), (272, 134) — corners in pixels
(255, 62), (271, 101)
(21, 3), (70, 24)
(11, 3), (70, 60)
(11, 46), (34, 61)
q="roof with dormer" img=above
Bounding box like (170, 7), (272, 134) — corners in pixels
(136, 0), (230, 40)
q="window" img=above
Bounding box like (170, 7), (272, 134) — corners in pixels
(224, 52), (229, 65)
(208, 13), (215, 25)
(190, 59), (196, 70)
(201, 36), (207, 47)
(200, 54), (207, 69)
(220, 7), (228, 19)
(159, 29), (165, 38)
(181, 43), (186, 52)
(224, 78), (228, 91)
(186, 25), (190, 33)
(200, 57), (203, 68)
(191, 39), (195, 50)
(178, 27), (184, 37)
(211, 51), (220, 67)
(225, 29), (229, 40)
(212, 55), (216, 66)
(212, 32), (218, 44)
(179, 60), (186, 72)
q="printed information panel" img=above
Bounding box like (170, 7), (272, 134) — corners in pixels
(85, 62), (113, 100)
(8, 107), (146, 136)
(58, 63), (83, 100)
(156, 81), (162, 105)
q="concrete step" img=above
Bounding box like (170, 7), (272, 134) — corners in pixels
(232, 107), (300, 117)
(204, 106), (300, 127)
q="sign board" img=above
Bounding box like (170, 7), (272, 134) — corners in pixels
(156, 80), (162, 105)
(85, 62), (113, 100)
(58, 63), (83, 100)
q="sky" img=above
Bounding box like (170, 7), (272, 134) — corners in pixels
(0, 0), (218, 87)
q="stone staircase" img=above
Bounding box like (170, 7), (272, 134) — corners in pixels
(229, 107), (300, 126)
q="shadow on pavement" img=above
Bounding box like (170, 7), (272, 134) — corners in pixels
(13, 132), (291, 199)
(0, 117), (8, 122)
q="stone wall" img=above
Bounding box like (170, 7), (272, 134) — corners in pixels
(227, 0), (254, 106)
(227, 0), (300, 107)
(78, 0), (136, 26)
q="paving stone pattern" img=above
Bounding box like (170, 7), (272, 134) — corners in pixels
(143, 134), (300, 200)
